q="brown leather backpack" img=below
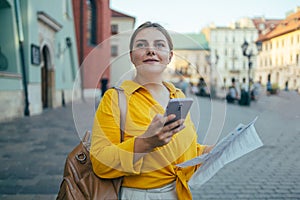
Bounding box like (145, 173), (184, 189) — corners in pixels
(57, 88), (126, 200)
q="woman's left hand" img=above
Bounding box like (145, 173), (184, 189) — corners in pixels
(203, 145), (215, 154)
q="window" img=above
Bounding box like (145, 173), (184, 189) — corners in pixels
(111, 24), (118, 35)
(111, 45), (118, 57)
(265, 58), (267, 67)
(87, 0), (97, 45)
(259, 23), (265, 30)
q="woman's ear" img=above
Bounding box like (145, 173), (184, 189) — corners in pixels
(169, 51), (173, 62)
(130, 51), (134, 63)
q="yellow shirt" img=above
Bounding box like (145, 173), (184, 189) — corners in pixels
(90, 80), (206, 200)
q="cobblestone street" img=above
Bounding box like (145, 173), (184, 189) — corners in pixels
(0, 91), (300, 199)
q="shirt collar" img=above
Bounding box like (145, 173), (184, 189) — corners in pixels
(120, 80), (180, 97)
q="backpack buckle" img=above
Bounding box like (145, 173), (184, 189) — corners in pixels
(76, 152), (87, 164)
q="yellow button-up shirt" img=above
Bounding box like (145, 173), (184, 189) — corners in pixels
(90, 80), (206, 200)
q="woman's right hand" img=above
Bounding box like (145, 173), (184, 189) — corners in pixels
(135, 114), (185, 153)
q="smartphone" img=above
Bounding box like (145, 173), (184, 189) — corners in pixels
(164, 98), (194, 126)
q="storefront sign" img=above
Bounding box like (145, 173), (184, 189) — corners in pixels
(31, 44), (40, 65)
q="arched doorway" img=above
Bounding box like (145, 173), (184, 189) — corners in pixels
(41, 46), (54, 109)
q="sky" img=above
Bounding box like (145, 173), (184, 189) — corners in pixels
(110, 0), (299, 33)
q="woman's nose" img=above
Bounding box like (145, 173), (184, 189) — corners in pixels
(146, 48), (155, 56)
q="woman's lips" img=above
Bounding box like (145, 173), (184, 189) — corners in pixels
(143, 59), (159, 63)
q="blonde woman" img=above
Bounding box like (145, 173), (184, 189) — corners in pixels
(90, 22), (213, 200)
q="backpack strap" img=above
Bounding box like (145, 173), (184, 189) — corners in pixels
(113, 87), (126, 143)
(82, 131), (91, 143)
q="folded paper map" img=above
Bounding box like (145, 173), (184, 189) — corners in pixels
(177, 117), (263, 189)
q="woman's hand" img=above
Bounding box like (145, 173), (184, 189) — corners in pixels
(135, 114), (185, 153)
(203, 145), (215, 154)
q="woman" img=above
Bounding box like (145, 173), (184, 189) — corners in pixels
(90, 22), (212, 200)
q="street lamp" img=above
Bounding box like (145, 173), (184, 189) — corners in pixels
(241, 40), (253, 106)
(212, 50), (219, 98)
(205, 50), (219, 99)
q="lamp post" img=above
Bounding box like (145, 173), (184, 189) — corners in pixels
(205, 50), (219, 99)
(211, 50), (219, 98)
(241, 40), (253, 106)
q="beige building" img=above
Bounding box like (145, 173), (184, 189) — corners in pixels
(168, 33), (210, 85)
(110, 9), (135, 86)
(256, 8), (300, 92)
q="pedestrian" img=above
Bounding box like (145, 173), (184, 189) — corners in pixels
(90, 21), (213, 200)
(226, 77), (239, 103)
(266, 74), (272, 95)
(197, 77), (209, 97)
(177, 76), (189, 95)
(266, 79), (272, 95)
(251, 80), (261, 100)
(240, 77), (248, 93)
(100, 77), (109, 97)
(285, 81), (289, 91)
(239, 77), (250, 105)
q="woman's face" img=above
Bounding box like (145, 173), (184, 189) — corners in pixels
(130, 27), (173, 74)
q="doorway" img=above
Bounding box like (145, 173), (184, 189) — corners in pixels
(41, 46), (54, 109)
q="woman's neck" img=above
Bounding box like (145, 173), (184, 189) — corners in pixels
(133, 75), (170, 108)
(133, 74), (163, 86)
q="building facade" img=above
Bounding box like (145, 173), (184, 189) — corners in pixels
(209, 18), (258, 90)
(256, 8), (300, 92)
(110, 9), (136, 87)
(72, 0), (111, 98)
(168, 33), (210, 85)
(0, 0), (80, 122)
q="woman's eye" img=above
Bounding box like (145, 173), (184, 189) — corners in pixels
(136, 43), (146, 48)
(156, 43), (165, 48)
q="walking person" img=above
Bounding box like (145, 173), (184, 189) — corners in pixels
(90, 21), (213, 200)
(266, 74), (272, 95)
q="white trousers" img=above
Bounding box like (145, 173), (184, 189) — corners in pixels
(120, 181), (178, 200)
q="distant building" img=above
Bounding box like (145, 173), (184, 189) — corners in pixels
(252, 17), (281, 38)
(0, 0), (80, 122)
(168, 33), (210, 84)
(209, 18), (258, 89)
(110, 9), (136, 86)
(255, 7), (300, 91)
